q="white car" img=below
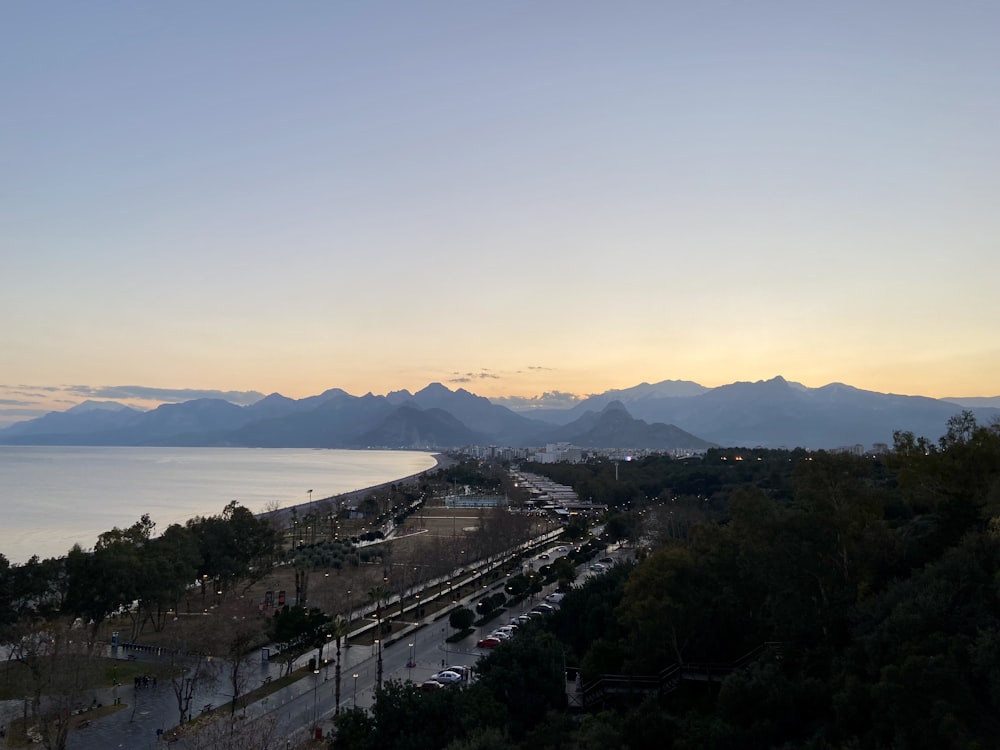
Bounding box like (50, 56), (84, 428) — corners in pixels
(544, 592), (565, 604)
(490, 629), (513, 640)
(429, 670), (464, 685)
(444, 665), (471, 681)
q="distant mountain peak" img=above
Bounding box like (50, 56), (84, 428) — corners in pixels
(601, 400), (630, 414)
(67, 400), (134, 413)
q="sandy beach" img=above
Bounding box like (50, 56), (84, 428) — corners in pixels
(259, 451), (457, 527)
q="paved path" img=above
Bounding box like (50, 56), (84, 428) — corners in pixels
(29, 529), (570, 749)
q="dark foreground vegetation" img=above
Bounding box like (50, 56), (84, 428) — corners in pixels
(332, 412), (1000, 749)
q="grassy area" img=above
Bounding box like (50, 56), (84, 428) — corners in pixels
(0, 655), (179, 702)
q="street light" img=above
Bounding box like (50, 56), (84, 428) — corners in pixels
(312, 667), (320, 728)
(407, 642), (414, 680)
(352, 673), (359, 707)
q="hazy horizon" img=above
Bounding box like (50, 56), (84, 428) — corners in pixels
(2, 375), (997, 430)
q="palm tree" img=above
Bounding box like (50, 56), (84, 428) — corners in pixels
(367, 585), (391, 689)
(328, 615), (351, 714)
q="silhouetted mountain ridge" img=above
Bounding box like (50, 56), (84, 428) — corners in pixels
(1, 376), (995, 450)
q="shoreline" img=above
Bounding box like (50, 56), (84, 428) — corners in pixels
(260, 451), (457, 528)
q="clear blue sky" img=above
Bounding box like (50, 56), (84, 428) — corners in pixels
(2, 1), (998, 426)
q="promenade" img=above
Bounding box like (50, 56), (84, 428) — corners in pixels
(8, 526), (565, 750)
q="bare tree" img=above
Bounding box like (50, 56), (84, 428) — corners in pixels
(181, 710), (281, 750)
(166, 647), (221, 726)
(10, 620), (100, 750)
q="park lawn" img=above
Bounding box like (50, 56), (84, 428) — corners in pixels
(0, 654), (181, 701)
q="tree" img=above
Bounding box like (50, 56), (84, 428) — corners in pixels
(368, 584), (391, 688)
(268, 606), (331, 677)
(187, 501), (277, 597)
(473, 631), (566, 740)
(181, 711), (280, 750)
(223, 622), (262, 718)
(449, 606), (475, 633)
(8, 621), (103, 750)
(328, 615), (351, 715)
(167, 646), (220, 726)
(332, 706), (376, 750)
(135, 524), (201, 634)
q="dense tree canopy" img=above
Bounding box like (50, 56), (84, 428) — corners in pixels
(334, 414), (1000, 749)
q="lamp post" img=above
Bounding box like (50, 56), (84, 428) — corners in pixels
(407, 641), (415, 679)
(352, 673), (359, 707)
(312, 667), (320, 728)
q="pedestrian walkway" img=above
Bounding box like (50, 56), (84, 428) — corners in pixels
(38, 529), (566, 749)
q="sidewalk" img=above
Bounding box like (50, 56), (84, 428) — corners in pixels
(52, 529), (565, 748)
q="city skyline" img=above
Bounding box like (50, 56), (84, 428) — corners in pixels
(4, 3), (997, 428)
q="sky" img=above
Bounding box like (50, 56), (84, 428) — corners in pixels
(2, 1), (998, 428)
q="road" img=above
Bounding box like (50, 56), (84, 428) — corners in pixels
(56, 531), (619, 748)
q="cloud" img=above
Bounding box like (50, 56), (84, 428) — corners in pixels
(491, 390), (584, 411)
(0, 384), (266, 430)
(61, 385), (265, 405)
(447, 370), (501, 384)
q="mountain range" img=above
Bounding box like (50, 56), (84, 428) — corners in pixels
(0, 377), (995, 451)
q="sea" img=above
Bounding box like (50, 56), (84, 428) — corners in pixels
(0, 446), (438, 564)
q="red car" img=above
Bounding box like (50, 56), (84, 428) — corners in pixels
(476, 636), (502, 649)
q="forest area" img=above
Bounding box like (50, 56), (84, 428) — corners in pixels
(331, 412), (1000, 750)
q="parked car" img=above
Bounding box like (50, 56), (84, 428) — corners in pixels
(429, 669), (463, 685)
(538, 552), (550, 560)
(598, 557), (614, 564)
(477, 636), (502, 649)
(419, 679), (445, 691)
(544, 592), (565, 604)
(444, 665), (472, 681)
(531, 603), (555, 614)
(589, 563), (607, 573)
(490, 629), (512, 640)
(555, 546), (568, 552)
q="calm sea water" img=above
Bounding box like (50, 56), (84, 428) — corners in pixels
(0, 446), (438, 564)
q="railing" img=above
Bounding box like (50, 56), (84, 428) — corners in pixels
(573, 642), (782, 710)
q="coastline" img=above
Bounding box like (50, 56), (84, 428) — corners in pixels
(0, 447), (454, 564)
(260, 451), (457, 528)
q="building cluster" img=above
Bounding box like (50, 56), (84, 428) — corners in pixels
(458, 442), (704, 464)
(833, 443), (891, 456)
